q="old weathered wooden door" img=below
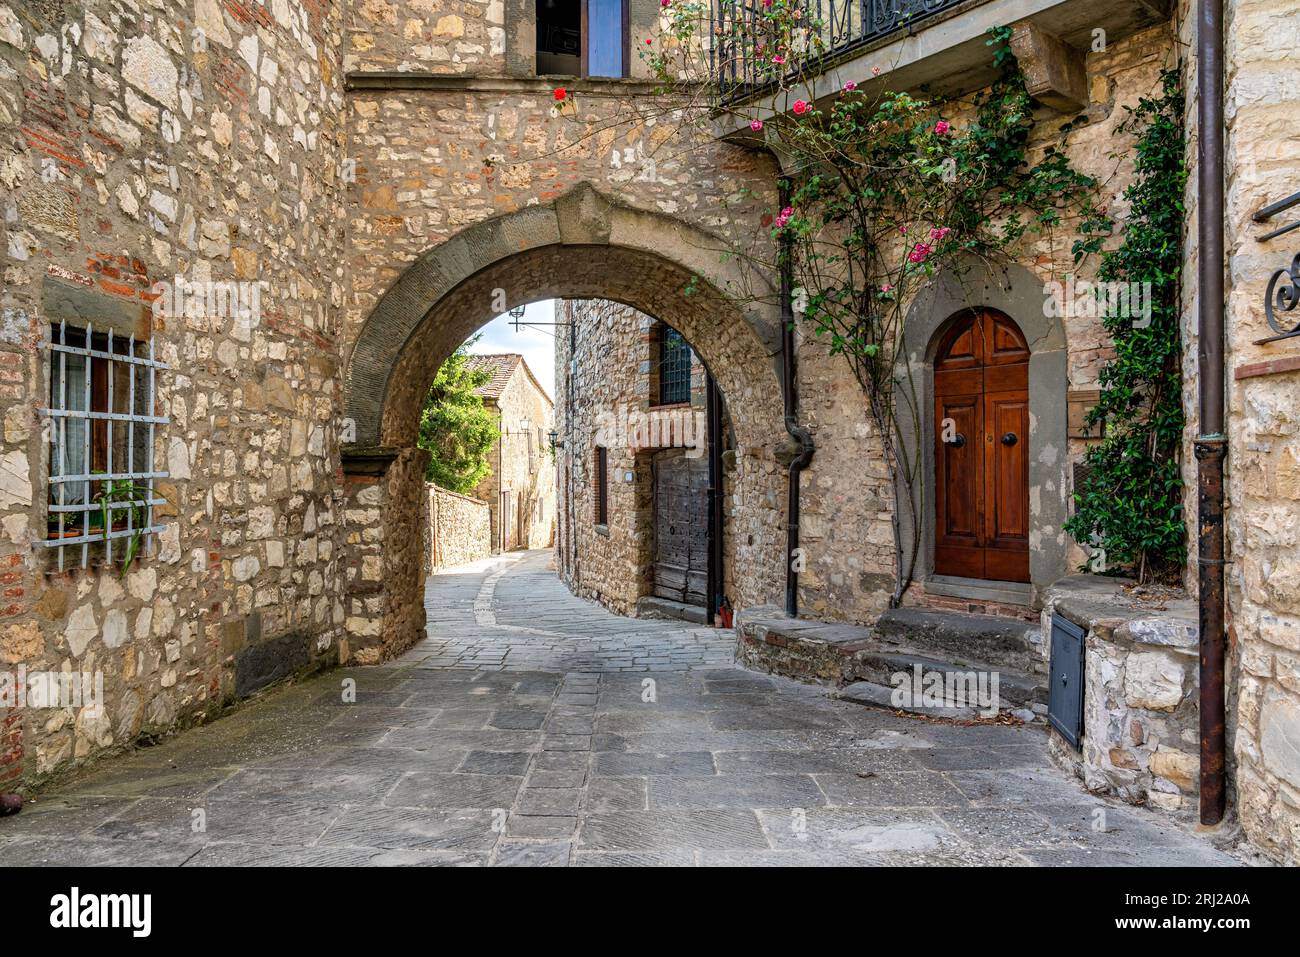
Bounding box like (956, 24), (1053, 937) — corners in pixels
(933, 309), (1030, 583)
(653, 451), (709, 606)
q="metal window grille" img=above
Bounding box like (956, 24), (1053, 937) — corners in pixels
(595, 446), (608, 525)
(658, 326), (692, 405)
(43, 320), (169, 572)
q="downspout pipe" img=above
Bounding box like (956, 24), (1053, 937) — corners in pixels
(780, 179), (815, 618)
(706, 372), (725, 622)
(1196, 0), (1227, 827)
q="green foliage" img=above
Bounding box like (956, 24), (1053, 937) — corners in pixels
(782, 28), (1109, 405)
(93, 477), (154, 577)
(417, 341), (500, 494)
(1064, 68), (1187, 584)
(633, 16), (1131, 602)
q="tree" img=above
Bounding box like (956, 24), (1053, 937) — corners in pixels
(417, 340), (500, 494)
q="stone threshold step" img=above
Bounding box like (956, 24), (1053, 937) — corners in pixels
(875, 606), (1043, 672)
(635, 596), (710, 625)
(736, 605), (1047, 709)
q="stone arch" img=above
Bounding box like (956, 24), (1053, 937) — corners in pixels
(895, 258), (1070, 603)
(340, 184), (788, 661)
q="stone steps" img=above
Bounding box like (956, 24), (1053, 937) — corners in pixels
(635, 595), (710, 625)
(875, 606), (1044, 674)
(736, 604), (1048, 718)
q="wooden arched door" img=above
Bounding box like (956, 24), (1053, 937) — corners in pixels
(933, 309), (1030, 583)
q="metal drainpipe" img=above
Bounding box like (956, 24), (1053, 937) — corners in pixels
(568, 302), (579, 590)
(780, 179), (814, 618)
(1196, 0), (1228, 827)
(706, 372), (725, 622)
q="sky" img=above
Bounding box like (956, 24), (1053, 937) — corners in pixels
(465, 300), (557, 401)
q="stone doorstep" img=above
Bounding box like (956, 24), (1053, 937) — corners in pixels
(634, 595), (710, 625)
(874, 606), (1043, 673)
(736, 606), (1047, 712)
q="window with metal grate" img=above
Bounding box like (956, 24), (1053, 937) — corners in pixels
(43, 321), (169, 572)
(658, 325), (692, 406)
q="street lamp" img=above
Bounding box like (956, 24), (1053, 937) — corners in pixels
(508, 305), (526, 321)
(548, 428), (563, 451)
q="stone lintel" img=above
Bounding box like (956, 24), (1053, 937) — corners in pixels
(341, 445), (400, 476)
(42, 275), (151, 340)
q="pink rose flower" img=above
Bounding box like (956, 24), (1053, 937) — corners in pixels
(843, 81), (856, 91)
(934, 120), (951, 135)
(909, 242), (932, 263)
(792, 99), (809, 115)
(772, 54), (786, 65)
(750, 119), (764, 132)
(929, 226), (952, 241)
(872, 66), (881, 77)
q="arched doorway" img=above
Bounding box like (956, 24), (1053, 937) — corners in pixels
(933, 309), (1030, 583)
(339, 185), (788, 662)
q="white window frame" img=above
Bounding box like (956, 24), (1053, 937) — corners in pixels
(42, 320), (169, 572)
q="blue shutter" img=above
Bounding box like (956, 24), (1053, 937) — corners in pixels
(586, 0), (624, 78)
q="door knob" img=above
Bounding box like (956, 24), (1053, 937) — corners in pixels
(946, 433), (966, 448)
(1001, 432), (1018, 446)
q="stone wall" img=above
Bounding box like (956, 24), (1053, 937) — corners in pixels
(1211, 0), (1300, 865)
(471, 359), (555, 553)
(554, 298), (718, 616)
(345, 0), (505, 74)
(426, 483), (491, 570)
(0, 0), (348, 787)
(787, 23), (1181, 621)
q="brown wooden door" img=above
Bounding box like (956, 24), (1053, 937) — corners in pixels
(653, 451), (709, 606)
(934, 310), (1030, 583)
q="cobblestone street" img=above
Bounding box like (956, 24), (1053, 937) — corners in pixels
(0, 553), (1238, 866)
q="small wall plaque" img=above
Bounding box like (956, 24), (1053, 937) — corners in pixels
(1067, 390), (1104, 440)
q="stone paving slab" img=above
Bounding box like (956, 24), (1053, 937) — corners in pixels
(0, 550), (1244, 867)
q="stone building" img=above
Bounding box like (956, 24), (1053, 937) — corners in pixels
(0, 0), (1293, 863)
(553, 298), (722, 621)
(465, 353), (555, 552)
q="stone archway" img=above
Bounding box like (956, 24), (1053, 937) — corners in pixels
(895, 259), (1070, 604)
(340, 184), (788, 663)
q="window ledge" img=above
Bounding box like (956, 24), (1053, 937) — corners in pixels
(345, 72), (673, 97)
(594, 523), (610, 537)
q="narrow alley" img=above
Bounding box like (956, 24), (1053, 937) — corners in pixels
(0, 553), (1236, 867)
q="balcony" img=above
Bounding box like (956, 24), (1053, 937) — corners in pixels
(713, 0), (1173, 131)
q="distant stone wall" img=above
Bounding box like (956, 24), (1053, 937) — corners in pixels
(427, 485), (491, 571)
(471, 364), (555, 554)
(554, 299), (721, 617)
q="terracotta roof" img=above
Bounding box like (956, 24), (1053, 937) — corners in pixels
(465, 353), (553, 406)
(465, 354), (521, 399)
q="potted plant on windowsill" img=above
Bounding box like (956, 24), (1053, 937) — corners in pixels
(46, 517), (83, 540)
(93, 478), (155, 576)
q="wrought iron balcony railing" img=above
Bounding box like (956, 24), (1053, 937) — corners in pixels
(710, 0), (971, 99)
